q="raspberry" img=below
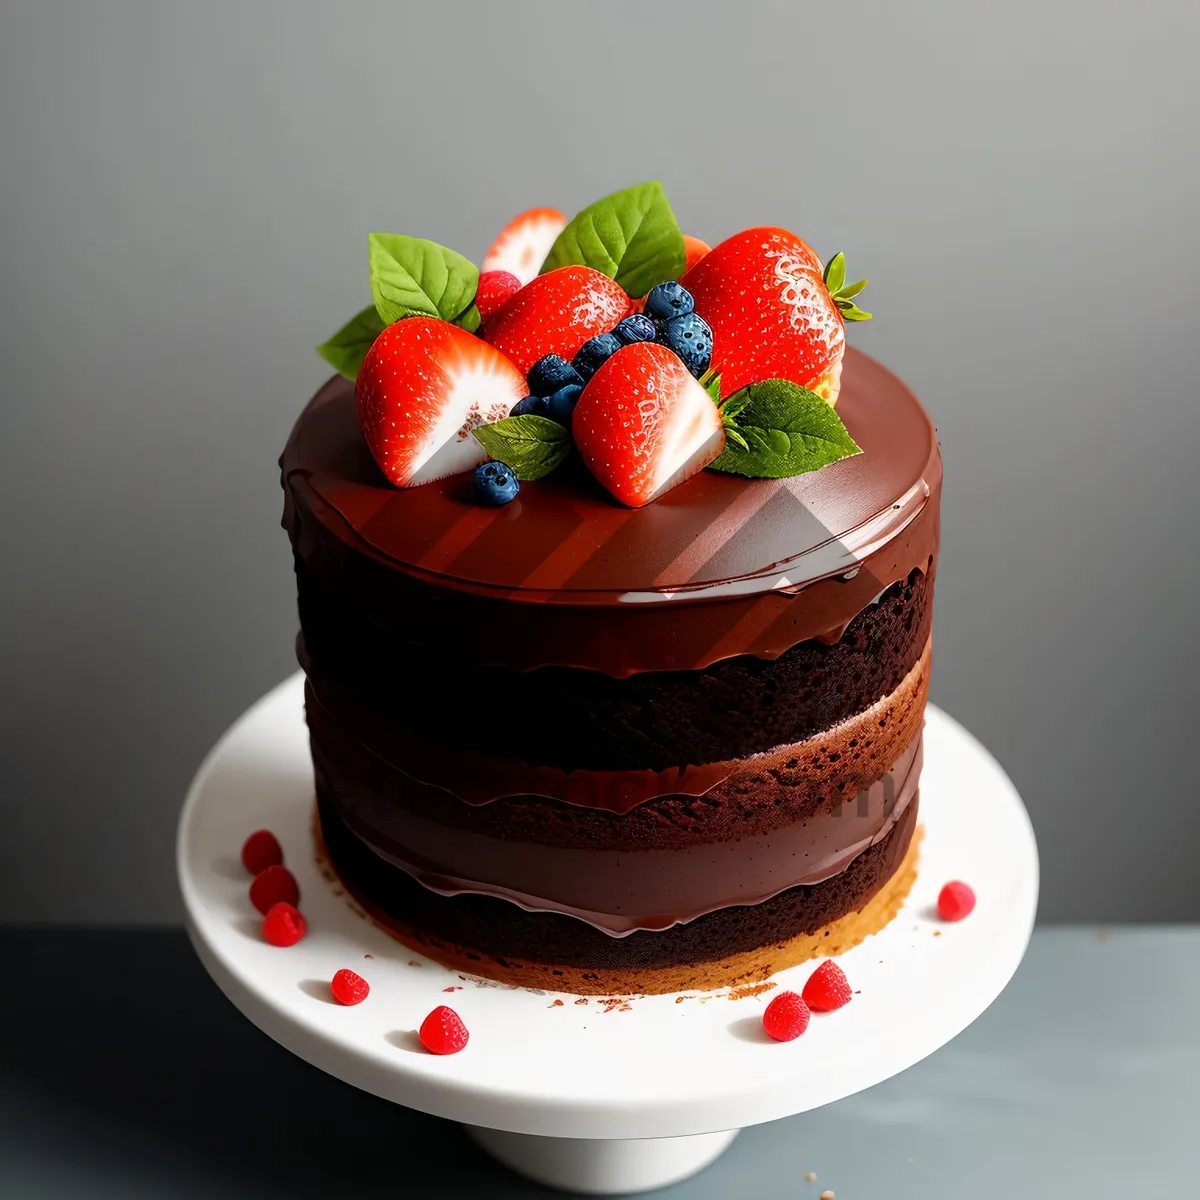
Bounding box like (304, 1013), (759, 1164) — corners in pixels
(262, 902), (307, 947)
(474, 270), (523, 320)
(762, 990), (811, 1042)
(419, 1005), (469, 1055)
(802, 960), (853, 1012)
(249, 864), (300, 915)
(241, 829), (282, 875)
(937, 880), (977, 922)
(330, 969), (370, 1006)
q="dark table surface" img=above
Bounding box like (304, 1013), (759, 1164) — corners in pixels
(1, 928), (1194, 1198)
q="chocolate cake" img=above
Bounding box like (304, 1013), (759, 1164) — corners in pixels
(285, 188), (941, 993)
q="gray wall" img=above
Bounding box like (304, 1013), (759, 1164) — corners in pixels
(2, 0), (1197, 923)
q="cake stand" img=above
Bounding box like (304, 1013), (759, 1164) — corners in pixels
(178, 673), (1038, 1196)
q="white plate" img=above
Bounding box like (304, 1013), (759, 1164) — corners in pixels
(178, 673), (1037, 1152)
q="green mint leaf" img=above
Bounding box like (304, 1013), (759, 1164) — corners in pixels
(369, 233), (480, 326)
(316, 304), (387, 380)
(454, 302), (482, 334)
(473, 415), (572, 481)
(540, 181), (685, 298)
(823, 251), (846, 294)
(709, 378), (862, 479)
(836, 299), (873, 321)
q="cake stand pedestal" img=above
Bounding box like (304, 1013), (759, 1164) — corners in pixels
(178, 673), (1038, 1196)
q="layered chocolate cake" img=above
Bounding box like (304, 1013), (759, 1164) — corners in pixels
(285, 186), (941, 994)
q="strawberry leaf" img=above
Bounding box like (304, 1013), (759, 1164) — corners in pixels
(719, 390), (752, 421)
(317, 304), (387, 380)
(724, 427), (750, 452)
(369, 233), (480, 327)
(540, 181), (686, 299)
(836, 299), (872, 321)
(709, 379), (862, 479)
(701, 370), (723, 404)
(823, 251), (846, 294)
(473, 415), (572, 481)
(838, 277), (868, 300)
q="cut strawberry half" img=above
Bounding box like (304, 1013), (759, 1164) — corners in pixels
(356, 316), (526, 488)
(573, 342), (725, 508)
(481, 206), (567, 286)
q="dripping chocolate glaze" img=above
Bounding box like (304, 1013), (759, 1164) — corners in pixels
(281, 348), (941, 677)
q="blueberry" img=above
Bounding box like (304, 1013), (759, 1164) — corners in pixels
(474, 461), (520, 506)
(612, 314), (657, 345)
(643, 281), (694, 322)
(660, 312), (713, 377)
(572, 332), (623, 381)
(511, 394), (549, 417)
(527, 354), (583, 397)
(546, 383), (583, 424)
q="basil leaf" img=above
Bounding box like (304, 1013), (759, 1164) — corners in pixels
(473, 415), (572, 481)
(540, 181), (686, 298)
(709, 379), (862, 479)
(316, 304), (387, 380)
(369, 233), (480, 326)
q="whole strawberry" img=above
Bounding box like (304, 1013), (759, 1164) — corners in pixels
(680, 227), (868, 405)
(572, 342), (725, 508)
(484, 265), (630, 375)
(356, 316), (526, 488)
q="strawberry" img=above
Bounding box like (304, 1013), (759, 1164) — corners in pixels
(481, 206), (567, 286)
(356, 316), (526, 488)
(572, 342), (725, 508)
(801, 960), (853, 1012)
(681, 234), (711, 273)
(474, 270), (522, 320)
(680, 227), (869, 406)
(483, 265), (630, 375)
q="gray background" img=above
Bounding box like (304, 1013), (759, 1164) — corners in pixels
(1, 0), (1197, 924)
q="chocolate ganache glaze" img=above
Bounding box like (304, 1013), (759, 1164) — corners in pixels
(281, 348), (941, 678)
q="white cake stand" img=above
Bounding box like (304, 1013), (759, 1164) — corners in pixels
(178, 673), (1038, 1195)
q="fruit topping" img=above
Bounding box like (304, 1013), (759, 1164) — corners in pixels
(801, 960), (853, 1012)
(474, 270), (523, 320)
(481, 207), (567, 285)
(330, 969), (370, 1006)
(511, 395), (550, 417)
(262, 902), (307, 947)
(681, 234), (711, 272)
(681, 227), (868, 403)
(241, 830), (282, 876)
(937, 881), (977, 922)
(357, 316), (526, 488)
(572, 332), (623, 382)
(473, 461), (521, 506)
(527, 354), (584, 397)
(643, 280), (695, 322)
(419, 1005), (470, 1055)
(762, 990), (811, 1042)
(483, 266), (629, 375)
(546, 384), (584, 424)
(612, 313), (657, 345)
(573, 342), (725, 507)
(249, 864), (300, 915)
(659, 311), (713, 378)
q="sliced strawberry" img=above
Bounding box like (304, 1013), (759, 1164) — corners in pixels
(356, 316), (525, 488)
(680, 226), (846, 403)
(481, 206), (567, 286)
(483, 266), (629, 375)
(682, 234), (711, 273)
(573, 342), (725, 508)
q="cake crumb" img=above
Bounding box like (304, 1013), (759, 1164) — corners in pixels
(575, 997), (589, 1006)
(550, 999), (564, 1007)
(676, 995), (687, 1004)
(363, 953), (373, 959)
(820, 1191), (835, 1199)
(727, 981), (776, 1001)
(408, 960), (422, 968)
(933, 930), (942, 937)
(805, 1170), (817, 1182)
